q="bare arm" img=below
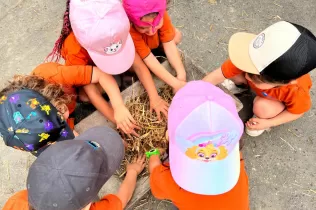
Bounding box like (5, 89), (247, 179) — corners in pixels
(203, 68), (226, 85)
(89, 67), (124, 108)
(133, 53), (160, 101)
(149, 155), (162, 174)
(82, 84), (115, 123)
(162, 40), (186, 81)
(247, 110), (304, 130)
(133, 53), (169, 120)
(269, 110), (303, 126)
(144, 53), (184, 90)
(88, 67), (139, 136)
(116, 155), (145, 208)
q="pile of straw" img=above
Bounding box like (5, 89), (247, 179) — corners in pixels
(117, 85), (173, 177)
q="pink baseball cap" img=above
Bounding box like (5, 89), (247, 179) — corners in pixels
(123, 0), (166, 28)
(168, 81), (244, 195)
(70, 0), (135, 75)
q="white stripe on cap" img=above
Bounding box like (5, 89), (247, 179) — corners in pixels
(249, 21), (301, 73)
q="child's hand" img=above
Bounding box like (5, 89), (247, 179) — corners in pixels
(73, 130), (79, 137)
(114, 104), (141, 137)
(173, 80), (187, 93)
(150, 96), (169, 121)
(126, 155), (146, 175)
(246, 117), (272, 130)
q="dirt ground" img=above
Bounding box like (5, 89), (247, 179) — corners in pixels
(0, 0), (316, 209)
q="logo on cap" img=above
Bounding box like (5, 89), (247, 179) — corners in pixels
(253, 33), (265, 49)
(104, 37), (123, 55)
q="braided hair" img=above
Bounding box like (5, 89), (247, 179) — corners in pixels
(45, 0), (72, 62)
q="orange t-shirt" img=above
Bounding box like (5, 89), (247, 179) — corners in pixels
(31, 62), (93, 114)
(3, 190), (122, 210)
(130, 12), (175, 59)
(61, 32), (94, 66)
(150, 157), (249, 210)
(221, 59), (312, 114)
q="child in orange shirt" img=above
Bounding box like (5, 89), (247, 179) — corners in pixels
(147, 81), (249, 210)
(0, 62), (132, 154)
(3, 126), (146, 210)
(47, 0), (169, 125)
(204, 21), (316, 136)
(123, 0), (187, 92)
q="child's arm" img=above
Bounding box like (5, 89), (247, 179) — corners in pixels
(116, 155), (146, 208)
(162, 40), (186, 81)
(82, 84), (116, 123)
(87, 67), (140, 136)
(149, 155), (162, 174)
(133, 53), (169, 120)
(144, 54), (186, 92)
(203, 68), (226, 85)
(246, 110), (304, 130)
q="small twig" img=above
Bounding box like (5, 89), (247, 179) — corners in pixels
(280, 137), (296, 151)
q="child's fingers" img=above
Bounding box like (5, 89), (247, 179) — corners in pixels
(162, 100), (170, 107)
(161, 108), (168, 119)
(156, 110), (162, 121)
(128, 115), (137, 124)
(133, 124), (141, 130)
(140, 154), (146, 162)
(130, 129), (140, 137)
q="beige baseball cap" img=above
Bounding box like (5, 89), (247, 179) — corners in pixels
(228, 21), (316, 80)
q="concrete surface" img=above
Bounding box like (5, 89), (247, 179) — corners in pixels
(0, 0), (316, 209)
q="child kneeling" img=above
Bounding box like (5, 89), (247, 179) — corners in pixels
(3, 126), (145, 210)
(147, 81), (249, 210)
(204, 21), (316, 136)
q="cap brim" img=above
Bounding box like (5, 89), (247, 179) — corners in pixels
(74, 126), (125, 175)
(88, 34), (135, 75)
(229, 32), (259, 75)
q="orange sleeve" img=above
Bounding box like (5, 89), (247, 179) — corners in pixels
(130, 27), (151, 59)
(150, 164), (175, 200)
(90, 194), (122, 210)
(221, 59), (243, 78)
(32, 62), (93, 87)
(159, 12), (175, 43)
(3, 190), (29, 210)
(66, 118), (75, 130)
(281, 87), (312, 114)
(61, 32), (92, 65)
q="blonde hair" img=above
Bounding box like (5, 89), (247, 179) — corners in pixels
(0, 75), (73, 113)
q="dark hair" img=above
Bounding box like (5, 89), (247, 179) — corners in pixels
(141, 12), (159, 20)
(247, 73), (292, 85)
(45, 0), (72, 62)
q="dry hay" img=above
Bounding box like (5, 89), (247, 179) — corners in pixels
(117, 85), (174, 178)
